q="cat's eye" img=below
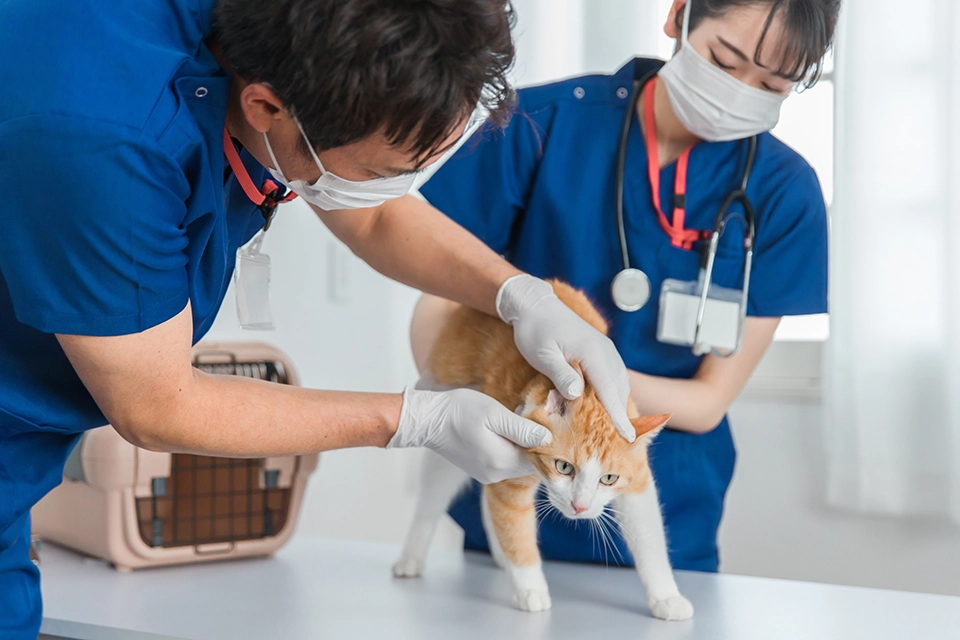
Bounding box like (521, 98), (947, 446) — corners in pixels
(555, 460), (574, 476)
(600, 474), (619, 486)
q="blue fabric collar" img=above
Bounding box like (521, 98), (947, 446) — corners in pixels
(625, 57), (667, 84)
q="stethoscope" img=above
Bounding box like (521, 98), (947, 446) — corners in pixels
(611, 67), (758, 354)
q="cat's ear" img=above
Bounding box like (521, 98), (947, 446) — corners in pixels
(544, 389), (567, 417)
(631, 414), (671, 441)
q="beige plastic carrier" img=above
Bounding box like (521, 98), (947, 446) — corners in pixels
(31, 342), (319, 572)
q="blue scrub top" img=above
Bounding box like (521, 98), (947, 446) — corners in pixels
(0, 1), (269, 635)
(420, 58), (828, 573)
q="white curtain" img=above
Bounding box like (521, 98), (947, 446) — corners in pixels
(826, 0), (960, 524)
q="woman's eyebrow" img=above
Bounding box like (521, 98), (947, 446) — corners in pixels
(717, 34), (793, 80)
(717, 36), (756, 65)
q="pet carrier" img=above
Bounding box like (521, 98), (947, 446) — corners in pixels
(31, 342), (319, 571)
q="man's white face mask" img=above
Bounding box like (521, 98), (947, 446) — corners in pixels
(261, 119), (419, 212)
(658, 0), (792, 142)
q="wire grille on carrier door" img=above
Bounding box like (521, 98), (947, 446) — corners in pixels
(134, 357), (292, 549)
(136, 455), (292, 548)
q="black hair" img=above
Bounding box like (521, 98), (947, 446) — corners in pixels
(676, 0), (842, 88)
(214, 0), (516, 162)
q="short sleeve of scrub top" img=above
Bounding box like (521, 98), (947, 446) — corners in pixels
(0, 118), (191, 336)
(746, 159), (828, 316)
(419, 59), (829, 574)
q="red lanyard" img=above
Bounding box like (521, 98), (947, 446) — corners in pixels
(643, 79), (709, 251)
(223, 127), (297, 224)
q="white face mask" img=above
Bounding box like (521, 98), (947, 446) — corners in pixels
(658, 0), (791, 142)
(262, 119), (418, 212)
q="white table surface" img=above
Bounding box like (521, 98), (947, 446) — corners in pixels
(39, 534), (960, 640)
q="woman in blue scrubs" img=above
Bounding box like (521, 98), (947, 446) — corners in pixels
(413, 0), (841, 572)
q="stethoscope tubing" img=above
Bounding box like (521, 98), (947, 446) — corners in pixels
(614, 65), (759, 357)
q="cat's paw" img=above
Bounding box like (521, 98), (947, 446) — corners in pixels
(392, 556), (424, 578)
(513, 588), (552, 612)
(649, 594), (694, 621)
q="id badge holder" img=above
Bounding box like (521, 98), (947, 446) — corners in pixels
(657, 272), (743, 354)
(234, 230), (275, 331)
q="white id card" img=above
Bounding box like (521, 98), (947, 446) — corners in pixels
(234, 231), (275, 331)
(657, 278), (742, 353)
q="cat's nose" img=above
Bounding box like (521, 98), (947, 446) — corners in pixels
(571, 502), (588, 514)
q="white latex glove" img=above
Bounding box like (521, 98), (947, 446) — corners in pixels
(387, 387), (552, 484)
(497, 274), (635, 442)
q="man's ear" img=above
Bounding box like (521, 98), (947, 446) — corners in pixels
(664, 0), (686, 39)
(631, 414), (672, 441)
(239, 82), (288, 134)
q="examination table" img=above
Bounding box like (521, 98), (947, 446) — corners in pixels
(38, 535), (959, 639)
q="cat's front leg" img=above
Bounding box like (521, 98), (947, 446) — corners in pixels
(613, 482), (694, 621)
(483, 479), (551, 612)
(393, 449), (470, 578)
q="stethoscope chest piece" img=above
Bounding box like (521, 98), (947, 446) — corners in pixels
(611, 268), (652, 312)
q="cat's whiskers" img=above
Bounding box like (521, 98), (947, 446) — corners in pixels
(603, 505), (627, 518)
(588, 518), (600, 560)
(592, 515), (614, 567)
(597, 511), (627, 566)
(534, 502), (553, 520)
(534, 497), (560, 524)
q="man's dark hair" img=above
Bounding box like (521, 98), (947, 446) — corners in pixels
(676, 0), (842, 89)
(215, 0), (516, 162)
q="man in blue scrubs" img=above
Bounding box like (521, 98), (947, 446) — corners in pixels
(0, 2), (637, 637)
(415, 0), (838, 573)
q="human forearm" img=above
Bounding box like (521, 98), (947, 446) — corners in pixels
(314, 195), (520, 316)
(628, 370), (725, 434)
(58, 303), (553, 484)
(129, 370), (401, 456)
(58, 305), (402, 457)
(629, 317), (782, 434)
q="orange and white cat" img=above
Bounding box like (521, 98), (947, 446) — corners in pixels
(393, 281), (693, 620)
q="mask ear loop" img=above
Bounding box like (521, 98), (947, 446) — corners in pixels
(680, 0), (693, 47)
(294, 118), (328, 175)
(262, 130), (284, 175)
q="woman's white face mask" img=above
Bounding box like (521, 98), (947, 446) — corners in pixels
(658, 0), (792, 142)
(262, 120), (418, 212)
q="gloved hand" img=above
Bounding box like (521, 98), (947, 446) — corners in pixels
(497, 274), (635, 442)
(388, 386), (552, 484)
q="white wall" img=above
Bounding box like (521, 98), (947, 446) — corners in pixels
(206, 203), (421, 395)
(203, 0), (960, 598)
(508, 0), (666, 86)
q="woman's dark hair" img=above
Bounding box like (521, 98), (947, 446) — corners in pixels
(215, 0), (516, 161)
(676, 0), (842, 88)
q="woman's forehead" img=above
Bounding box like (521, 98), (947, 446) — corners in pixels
(697, 3), (797, 77)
